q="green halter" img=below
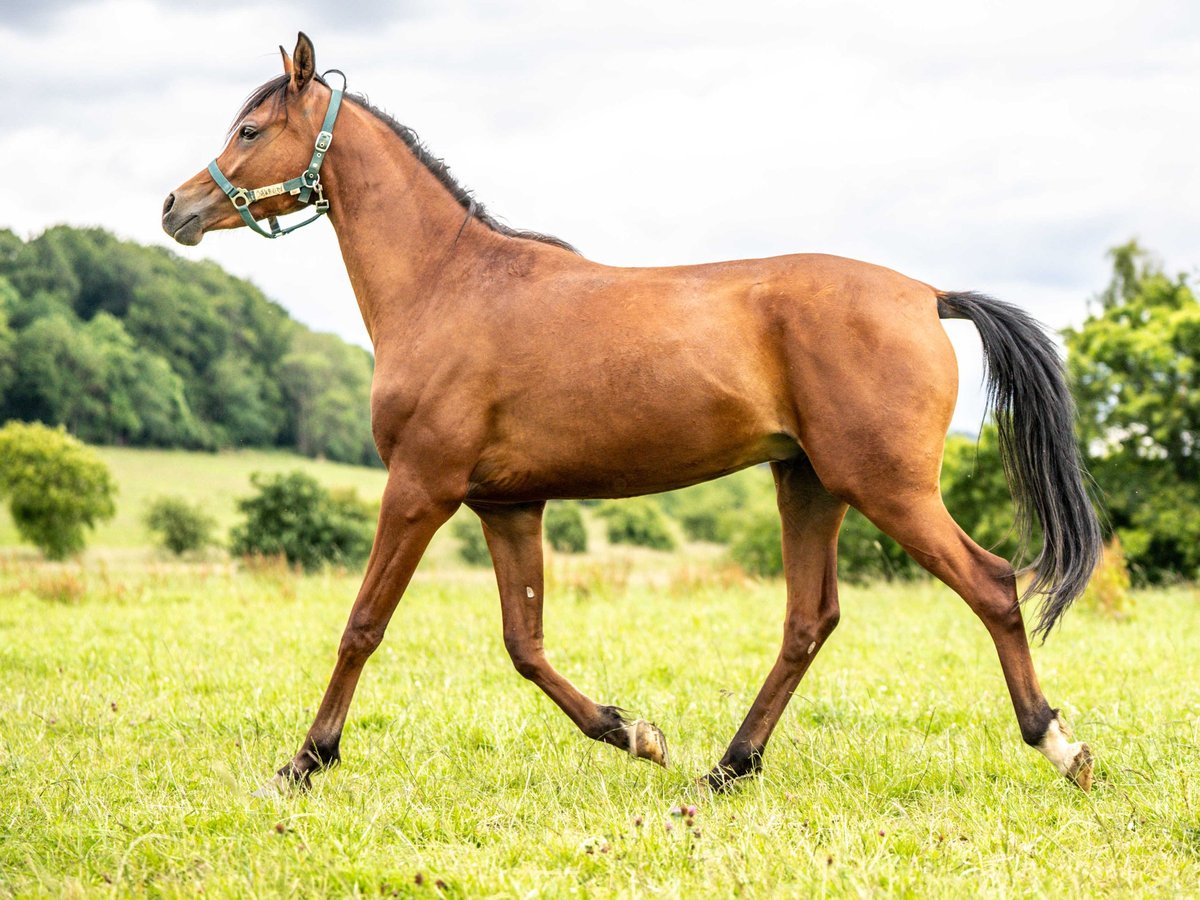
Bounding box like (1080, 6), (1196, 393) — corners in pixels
(207, 70), (346, 239)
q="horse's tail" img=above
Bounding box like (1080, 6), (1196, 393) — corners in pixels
(937, 290), (1102, 640)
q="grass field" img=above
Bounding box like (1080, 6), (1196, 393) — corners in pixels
(1, 546), (1197, 896)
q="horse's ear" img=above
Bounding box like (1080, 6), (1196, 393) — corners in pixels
(290, 31), (316, 93)
(280, 45), (294, 80)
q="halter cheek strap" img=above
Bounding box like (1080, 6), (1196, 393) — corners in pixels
(208, 69), (346, 239)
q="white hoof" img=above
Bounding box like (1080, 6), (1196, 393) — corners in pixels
(626, 719), (670, 767)
(1037, 716), (1093, 792)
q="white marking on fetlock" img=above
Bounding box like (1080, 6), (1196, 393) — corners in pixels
(1037, 718), (1088, 777)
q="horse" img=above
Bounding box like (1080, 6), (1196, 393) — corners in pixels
(163, 33), (1102, 795)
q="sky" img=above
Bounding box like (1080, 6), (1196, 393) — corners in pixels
(3, 0), (1198, 432)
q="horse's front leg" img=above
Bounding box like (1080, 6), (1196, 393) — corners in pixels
(259, 473), (458, 793)
(472, 502), (668, 766)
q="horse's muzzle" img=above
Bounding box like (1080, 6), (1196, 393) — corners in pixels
(162, 191), (205, 246)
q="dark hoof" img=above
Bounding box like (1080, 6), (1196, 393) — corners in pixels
(702, 766), (747, 793)
(703, 749), (763, 792)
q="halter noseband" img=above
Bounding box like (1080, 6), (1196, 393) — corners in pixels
(207, 70), (347, 239)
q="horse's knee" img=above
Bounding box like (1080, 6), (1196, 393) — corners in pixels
(339, 619), (384, 662)
(503, 635), (545, 680)
(780, 603), (839, 667)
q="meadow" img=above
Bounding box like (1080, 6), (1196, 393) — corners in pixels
(1, 540), (1198, 896)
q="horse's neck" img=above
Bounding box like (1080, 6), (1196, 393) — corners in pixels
(321, 106), (502, 345)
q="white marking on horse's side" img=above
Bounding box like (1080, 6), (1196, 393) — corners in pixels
(1037, 717), (1086, 776)
(525, 586), (535, 599)
(807, 641), (817, 655)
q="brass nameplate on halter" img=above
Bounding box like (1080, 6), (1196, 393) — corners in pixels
(252, 184), (287, 200)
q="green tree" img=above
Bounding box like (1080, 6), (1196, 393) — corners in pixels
(144, 496), (216, 555)
(597, 499), (676, 550)
(0, 289), (16, 409)
(0, 422), (117, 559)
(230, 471), (375, 571)
(452, 517), (493, 566)
(544, 501), (588, 553)
(1065, 241), (1200, 581)
(281, 330), (377, 465)
(730, 511), (783, 576)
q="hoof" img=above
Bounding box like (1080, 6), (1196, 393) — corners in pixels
(1066, 743), (1093, 792)
(701, 767), (740, 793)
(1037, 715), (1094, 792)
(251, 768), (309, 798)
(702, 758), (761, 793)
(626, 719), (670, 767)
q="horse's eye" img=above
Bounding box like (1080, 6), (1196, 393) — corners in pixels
(240, 124), (258, 141)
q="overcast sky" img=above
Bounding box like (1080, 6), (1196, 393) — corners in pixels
(4, 0), (1198, 432)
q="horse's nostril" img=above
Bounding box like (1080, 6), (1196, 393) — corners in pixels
(162, 193), (176, 217)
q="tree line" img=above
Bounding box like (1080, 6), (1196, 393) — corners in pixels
(0, 225), (378, 466)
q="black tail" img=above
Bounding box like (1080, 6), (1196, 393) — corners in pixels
(938, 290), (1102, 640)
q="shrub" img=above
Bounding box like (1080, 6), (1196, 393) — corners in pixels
(452, 517), (492, 566)
(144, 495), (216, 555)
(730, 512), (783, 577)
(677, 502), (738, 544)
(662, 480), (752, 544)
(0, 421), (117, 559)
(1078, 536), (1135, 619)
(229, 471), (374, 571)
(836, 508), (918, 582)
(544, 502), (587, 553)
(597, 499), (676, 551)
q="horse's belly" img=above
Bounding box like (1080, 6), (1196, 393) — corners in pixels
(465, 391), (799, 502)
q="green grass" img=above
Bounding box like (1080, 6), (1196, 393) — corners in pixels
(0, 550), (1196, 897)
(0, 447), (389, 550)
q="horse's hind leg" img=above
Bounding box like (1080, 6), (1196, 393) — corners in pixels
(707, 457), (847, 790)
(472, 502), (668, 766)
(855, 489), (1093, 790)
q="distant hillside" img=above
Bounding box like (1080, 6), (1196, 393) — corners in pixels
(0, 225), (378, 466)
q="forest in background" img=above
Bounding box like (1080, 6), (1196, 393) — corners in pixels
(0, 225), (378, 466)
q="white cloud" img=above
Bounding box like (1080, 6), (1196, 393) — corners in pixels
(4, 0), (1198, 433)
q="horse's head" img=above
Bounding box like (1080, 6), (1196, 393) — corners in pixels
(163, 32), (338, 245)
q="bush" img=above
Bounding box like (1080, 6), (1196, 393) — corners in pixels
(729, 511), (783, 576)
(659, 474), (761, 544)
(1078, 536), (1135, 619)
(452, 517), (492, 566)
(0, 421), (116, 559)
(836, 508), (918, 583)
(597, 499), (676, 551)
(229, 471), (374, 571)
(544, 502), (587, 553)
(144, 495), (216, 555)
(677, 502), (738, 544)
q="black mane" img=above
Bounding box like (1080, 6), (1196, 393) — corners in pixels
(231, 74), (577, 253)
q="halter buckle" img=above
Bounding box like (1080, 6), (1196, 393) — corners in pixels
(315, 130), (333, 152)
(230, 188), (251, 209)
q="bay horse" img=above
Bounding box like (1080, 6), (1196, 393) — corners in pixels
(163, 34), (1102, 794)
